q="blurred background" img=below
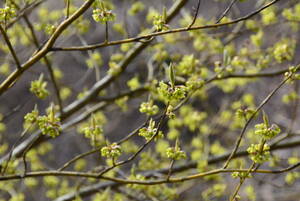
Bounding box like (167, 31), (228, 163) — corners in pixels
(0, 0), (300, 200)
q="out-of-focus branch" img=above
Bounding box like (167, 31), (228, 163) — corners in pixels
(0, 25), (22, 69)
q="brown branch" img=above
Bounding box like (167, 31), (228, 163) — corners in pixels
(51, 0), (281, 52)
(216, 0), (238, 23)
(0, 25), (22, 69)
(65, 0), (70, 19)
(0, 162), (299, 183)
(187, 0), (202, 28)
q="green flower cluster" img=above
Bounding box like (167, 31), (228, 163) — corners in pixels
(254, 123), (281, 140)
(166, 140), (186, 160)
(180, 105), (207, 131)
(24, 105), (61, 138)
(92, 2), (115, 24)
(261, 6), (277, 25)
(285, 66), (300, 81)
(115, 96), (128, 112)
(38, 116), (61, 138)
(157, 82), (187, 103)
(0, 6), (16, 22)
(45, 24), (56, 35)
(24, 106), (39, 124)
(250, 30), (263, 47)
(231, 56), (248, 69)
(166, 105), (175, 119)
(43, 176), (59, 187)
(282, 91), (298, 104)
(235, 108), (255, 120)
(127, 77), (140, 90)
(282, 4), (300, 21)
(93, 9), (115, 24)
(214, 58), (235, 78)
(30, 74), (49, 99)
(186, 75), (204, 91)
(166, 147), (186, 160)
(101, 143), (122, 159)
(273, 39), (295, 63)
(77, 112), (106, 147)
(127, 2), (145, 16)
(85, 52), (103, 68)
(153, 8), (168, 31)
(176, 54), (199, 76)
(139, 119), (163, 141)
(83, 115), (103, 138)
(139, 101), (159, 116)
(231, 171), (252, 179)
(285, 172), (300, 185)
(247, 144), (270, 163)
(108, 61), (121, 76)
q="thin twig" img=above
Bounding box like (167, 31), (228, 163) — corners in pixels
(166, 160), (175, 180)
(0, 126), (31, 175)
(105, 21), (108, 42)
(187, 0), (202, 28)
(223, 68), (297, 169)
(58, 117), (149, 171)
(51, 0), (281, 52)
(66, 0), (70, 19)
(216, 0), (238, 23)
(1, 162), (299, 182)
(0, 25), (22, 69)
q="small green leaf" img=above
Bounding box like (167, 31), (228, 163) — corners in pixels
(169, 63), (175, 88)
(223, 49), (230, 67)
(262, 111), (269, 127)
(163, 7), (167, 22)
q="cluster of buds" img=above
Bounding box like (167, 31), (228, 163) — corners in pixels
(153, 8), (169, 31)
(83, 115), (103, 138)
(166, 139), (186, 160)
(0, 5), (16, 22)
(247, 143), (270, 164)
(24, 104), (61, 138)
(101, 143), (122, 159)
(139, 101), (159, 116)
(254, 123), (281, 140)
(30, 74), (49, 99)
(139, 119), (163, 141)
(92, 2), (115, 24)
